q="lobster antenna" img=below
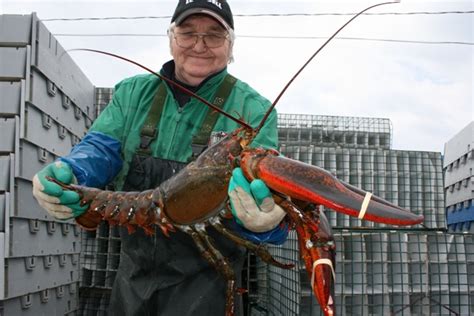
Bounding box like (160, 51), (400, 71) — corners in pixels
(67, 48), (252, 130)
(255, 1), (400, 133)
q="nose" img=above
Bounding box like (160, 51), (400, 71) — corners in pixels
(192, 35), (208, 52)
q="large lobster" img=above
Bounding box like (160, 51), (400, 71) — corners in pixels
(50, 2), (423, 315)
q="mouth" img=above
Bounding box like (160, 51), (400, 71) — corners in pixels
(188, 55), (212, 60)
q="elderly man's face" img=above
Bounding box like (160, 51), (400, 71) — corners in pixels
(171, 15), (231, 86)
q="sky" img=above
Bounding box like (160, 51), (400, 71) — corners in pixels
(1, 0), (473, 153)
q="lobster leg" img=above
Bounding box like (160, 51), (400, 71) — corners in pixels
(241, 150), (424, 226)
(280, 200), (336, 316)
(210, 217), (294, 269)
(181, 224), (237, 316)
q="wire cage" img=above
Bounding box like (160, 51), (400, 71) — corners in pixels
(78, 224), (119, 315)
(278, 113), (393, 150)
(75, 227), (474, 315)
(250, 229), (474, 316)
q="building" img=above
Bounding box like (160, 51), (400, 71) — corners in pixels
(444, 122), (474, 232)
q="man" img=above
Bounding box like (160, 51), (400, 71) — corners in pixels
(32, 1), (288, 315)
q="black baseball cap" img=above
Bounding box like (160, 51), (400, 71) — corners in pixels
(171, 0), (234, 30)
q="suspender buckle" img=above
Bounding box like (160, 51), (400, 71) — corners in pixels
(190, 143), (208, 160)
(140, 129), (157, 149)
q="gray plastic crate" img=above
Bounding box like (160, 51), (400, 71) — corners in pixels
(23, 103), (80, 156)
(366, 262), (388, 293)
(448, 292), (470, 316)
(408, 261), (428, 293)
(16, 140), (56, 181)
(0, 117), (18, 153)
(0, 155), (13, 191)
(389, 292), (410, 315)
(0, 14), (32, 46)
(5, 217), (80, 258)
(28, 69), (91, 137)
(0, 195), (6, 231)
(32, 19), (95, 117)
(15, 178), (65, 221)
(0, 283), (79, 315)
(0, 254), (79, 300)
(0, 14), (95, 120)
(0, 46), (30, 80)
(0, 80), (24, 116)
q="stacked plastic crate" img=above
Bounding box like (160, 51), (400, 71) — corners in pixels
(250, 114), (472, 315)
(0, 14), (95, 314)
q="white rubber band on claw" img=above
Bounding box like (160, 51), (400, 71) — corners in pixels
(311, 258), (336, 290)
(358, 192), (373, 220)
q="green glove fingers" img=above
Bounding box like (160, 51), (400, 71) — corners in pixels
(229, 167), (276, 225)
(228, 168), (251, 194)
(37, 161), (74, 197)
(249, 179), (271, 206)
(52, 161), (75, 183)
(69, 202), (89, 217)
(58, 190), (81, 205)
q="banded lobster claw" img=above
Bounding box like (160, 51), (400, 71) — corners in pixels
(240, 149), (424, 226)
(282, 200), (336, 316)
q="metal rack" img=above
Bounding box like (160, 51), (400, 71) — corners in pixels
(278, 113), (392, 149)
(253, 230), (473, 316)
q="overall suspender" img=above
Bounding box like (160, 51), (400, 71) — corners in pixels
(190, 74), (237, 159)
(138, 83), (168, 154)
(137, 74), (237, 158)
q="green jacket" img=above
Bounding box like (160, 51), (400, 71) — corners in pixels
(88, 66), (278, 189)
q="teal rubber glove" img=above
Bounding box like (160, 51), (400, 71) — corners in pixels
(32, 161), (88, 220)
(228, 168), (286, 232)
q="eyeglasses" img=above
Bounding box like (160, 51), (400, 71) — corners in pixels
(173, 32), (229, 49)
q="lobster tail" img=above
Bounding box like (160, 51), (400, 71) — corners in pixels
(77, 188), (161, 234)
(46, 178), (162, 234)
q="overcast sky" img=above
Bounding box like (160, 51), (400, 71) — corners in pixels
(2, 0), (472, 153)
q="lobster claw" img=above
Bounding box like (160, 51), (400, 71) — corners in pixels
(282, 201), (336, 316)
(306, 209), (336, 316)
(241, 151), (424, 226)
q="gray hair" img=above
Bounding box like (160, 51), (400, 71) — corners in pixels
(168, 22), (235, 64)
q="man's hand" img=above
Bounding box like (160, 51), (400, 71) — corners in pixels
(32, 161), (87, 220)
(228, 168), (286, 232)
